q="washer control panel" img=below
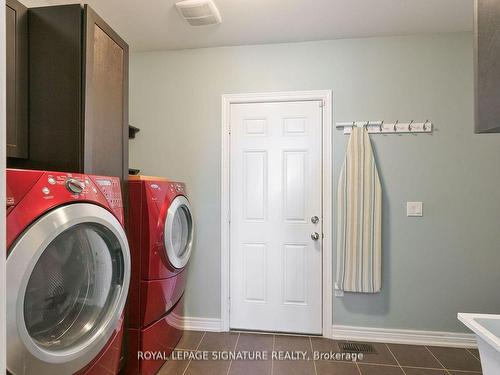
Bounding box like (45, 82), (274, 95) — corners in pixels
(6, 169), (126, 246)
(39, 174), (88, 198)
(93, 177), (123, 209)
(37, 173), (123, 210)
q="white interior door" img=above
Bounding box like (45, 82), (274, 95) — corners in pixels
(229, 100), (323, 335)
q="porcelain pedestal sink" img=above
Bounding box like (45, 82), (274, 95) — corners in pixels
(458, 313), (500, 375)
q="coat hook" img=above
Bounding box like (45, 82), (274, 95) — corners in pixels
(393, 120), (399, 132)
(379, 121), (383, 132)
(423, 120), (428, 131)
(408, 120), (414, 132)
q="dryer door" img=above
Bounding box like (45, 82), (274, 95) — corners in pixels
(7, 203), (130, 375)
(164, 196), (194, 269)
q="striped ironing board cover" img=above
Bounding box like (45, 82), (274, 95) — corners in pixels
(336, 127), (382, 293)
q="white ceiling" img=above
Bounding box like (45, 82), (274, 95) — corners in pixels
(21, 0), (473, 52)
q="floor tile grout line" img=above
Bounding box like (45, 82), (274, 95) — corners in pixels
(195, 331), (207, 351)
(271, 335), (275, 375)
(425, 346), (451, 375)
(356, 363), (400, 368)
(225, 332), (240, 375)
(309, 337), (318, 375)
(465, 347), (481, 362)
(403, 364), (481, 373)
(181, 331), (207, 375)
(356, 361), (482, 372)
(384, 343), (407, 375)
(176, 331), (207, 352)
(230, 330), (317, 338)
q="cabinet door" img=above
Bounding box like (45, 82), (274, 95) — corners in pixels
(475, 0), (500, 133)
(16, 4), (83, 172)
(6, 0), (28, 158)
(83, 5), (129, 182)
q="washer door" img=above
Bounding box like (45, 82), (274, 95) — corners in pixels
(164, 196), (194, 269)
(7, 203), (130, 375)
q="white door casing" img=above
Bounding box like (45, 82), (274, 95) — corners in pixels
(229, 100), (323, 334)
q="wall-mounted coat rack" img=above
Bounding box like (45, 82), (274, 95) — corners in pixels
(336, 120), (433, 135)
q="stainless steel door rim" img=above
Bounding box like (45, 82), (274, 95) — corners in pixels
(7, 203), (131, 375)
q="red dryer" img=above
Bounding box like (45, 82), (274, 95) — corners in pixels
(6, 169), (131, 375)
(126, 175), (194, 375)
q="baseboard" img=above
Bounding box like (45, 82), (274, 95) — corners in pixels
(166, 316), (476, 347)
(168, 313), (222, 332)
(332, 324), (477, 348)
(182, 317), (223, 332)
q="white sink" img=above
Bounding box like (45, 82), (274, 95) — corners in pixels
(458, 313), (500, 375)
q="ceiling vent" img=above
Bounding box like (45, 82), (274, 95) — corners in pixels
(175, 0), (222, 26)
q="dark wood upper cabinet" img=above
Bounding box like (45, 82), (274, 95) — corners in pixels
(83, 5), (129, 182)
(474, 0), (500, 133)
(8, 4), (129, 185)
(6, 0), (28, 159)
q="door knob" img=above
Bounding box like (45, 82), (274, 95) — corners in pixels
(311, 232), (320, 241)
(311, 216), (319, 224)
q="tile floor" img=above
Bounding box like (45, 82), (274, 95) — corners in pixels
(158, 331), (482, 375)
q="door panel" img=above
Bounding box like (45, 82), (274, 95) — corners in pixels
(243, 151), (267, 221)
(283, 151), (307, 221)
(6, 0), (28, 159)
(83, 4), (129, 200)
(230, 101), (322, 334)
(283, 244), (307, 305)
(6, 5), (16, 149)
(475, 0), (500, 133)
(84, 22), (125, 178)
(243, 243), (267, 303)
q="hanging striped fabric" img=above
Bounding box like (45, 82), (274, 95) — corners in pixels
(336, 127), (382, 293)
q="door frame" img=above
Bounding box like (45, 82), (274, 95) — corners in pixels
(220, 90), (333, 338)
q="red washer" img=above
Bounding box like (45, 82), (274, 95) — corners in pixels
(6, 169), (131, 375)
(126, 176), (194, 375)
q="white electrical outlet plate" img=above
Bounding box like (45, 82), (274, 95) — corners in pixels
(407, 201), (423, 217)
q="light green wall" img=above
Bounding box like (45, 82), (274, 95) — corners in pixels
(129, 32), (500, 332)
